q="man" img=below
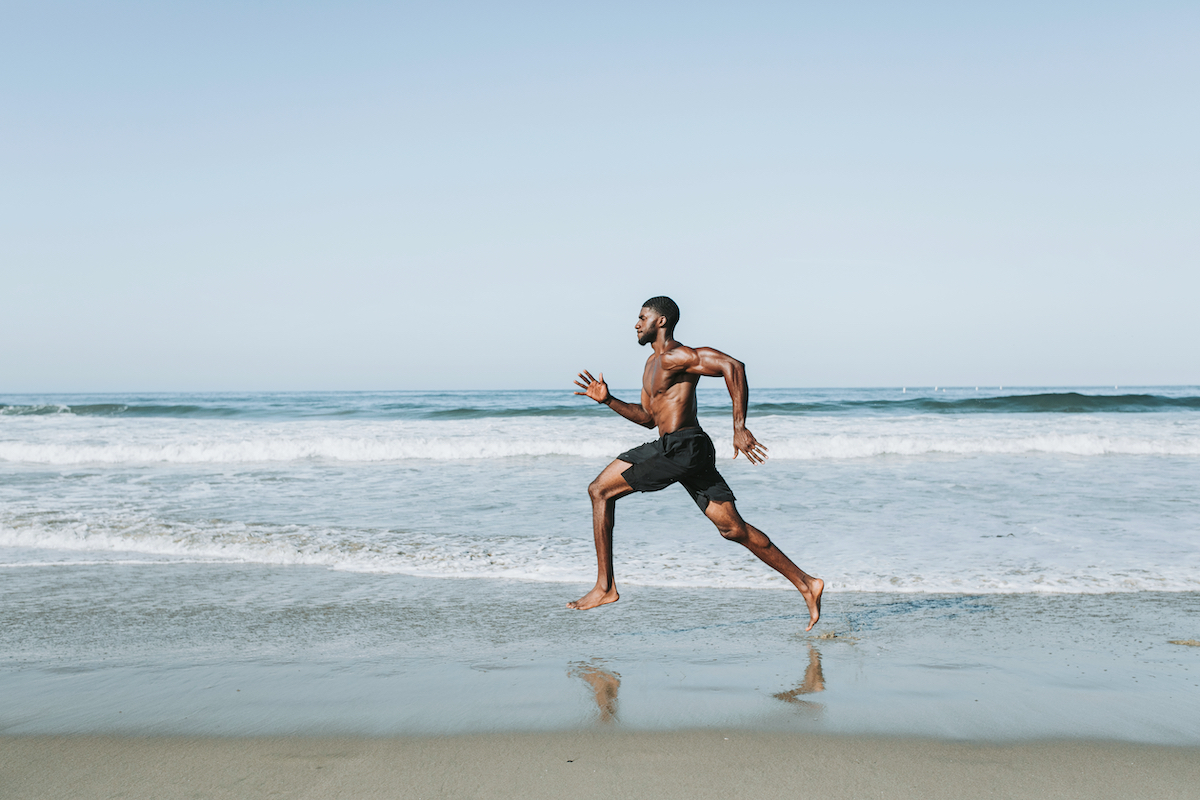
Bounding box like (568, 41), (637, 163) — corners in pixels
(570, 296), (823, 631)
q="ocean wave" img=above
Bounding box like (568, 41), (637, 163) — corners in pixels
(0, 403), (241, 418)
(0, 402), (600, 420)
(0, 436), (629, 464)
(763, 433), (1200, 459)
(425, 406), (609, 419)
(1, 432), (1197, 465)
(2, 516), (1196, 593)
(755, 393), (1200, 415)
(4, 392), (1198, 420)
(0, 516), (589, 582)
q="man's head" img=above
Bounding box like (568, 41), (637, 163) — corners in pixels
(637, 296), (680, 345)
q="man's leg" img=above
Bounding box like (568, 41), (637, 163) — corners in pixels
(704, 500), (824, 631)
(568, 459), (636, 610)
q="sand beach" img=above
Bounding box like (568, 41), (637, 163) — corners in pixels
(6, 731), (1200, 800)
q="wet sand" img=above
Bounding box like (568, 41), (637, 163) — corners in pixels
(5, 568), (1199, 743)
(5, 731), (1200, 800)
(5, 569), (1200, 798)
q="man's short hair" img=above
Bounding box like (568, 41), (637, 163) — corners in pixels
(643, 296), (680, 331)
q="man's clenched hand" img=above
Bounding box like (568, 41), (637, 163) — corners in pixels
(574, 370), (610, 404)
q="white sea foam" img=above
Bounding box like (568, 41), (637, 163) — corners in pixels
(2, 413), (1198, 464)
(762, 433), (1200, 459)
(0, 436), (634, 464)
(1, 434), (1196, 464)
(3, 514), (1197, 594)
(0, 516), (593, 583)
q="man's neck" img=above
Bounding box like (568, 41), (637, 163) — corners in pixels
(651, 333), (677, 356)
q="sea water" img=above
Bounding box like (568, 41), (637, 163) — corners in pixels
(3, 387), (1198, 592)
(3, 387), (1199, 739)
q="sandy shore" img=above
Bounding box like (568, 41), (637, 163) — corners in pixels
(4, 732), (1199, 800)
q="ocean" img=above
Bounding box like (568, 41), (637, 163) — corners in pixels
(3, 387), (1199, 740)
(3, 386), (1198, 592)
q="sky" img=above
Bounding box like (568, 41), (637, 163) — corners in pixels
(2, 1), (1197, 392)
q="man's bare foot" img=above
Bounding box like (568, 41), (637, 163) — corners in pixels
(802, 577), (824, 632)
(567, 585), (619, 610)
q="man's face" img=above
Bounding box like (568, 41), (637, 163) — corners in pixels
(635, 307), (660, 346)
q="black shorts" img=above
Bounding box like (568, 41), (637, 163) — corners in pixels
(618, 428), (736, 511)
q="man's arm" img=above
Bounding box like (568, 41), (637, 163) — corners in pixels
(574, 370), (655, 428)
(662, 346), (769, 463)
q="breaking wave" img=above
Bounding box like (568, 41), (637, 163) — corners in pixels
(3, 513), (1196, 593)
(3, 391), (1199, 420)
(1, 431), (1197, 464)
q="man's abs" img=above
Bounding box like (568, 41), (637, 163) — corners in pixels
(646, 380), (700, 435)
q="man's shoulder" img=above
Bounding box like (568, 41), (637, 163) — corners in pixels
(660, 342), (698, 366)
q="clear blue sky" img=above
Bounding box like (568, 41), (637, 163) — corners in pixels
(3, 1), (1197, 391)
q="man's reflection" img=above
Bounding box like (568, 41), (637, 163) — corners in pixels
(569, 661), (621, 723)
(773, 645), (826, 713)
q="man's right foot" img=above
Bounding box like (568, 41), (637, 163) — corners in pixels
(567, 586), (619, 610)
(803, 577), (824, 632)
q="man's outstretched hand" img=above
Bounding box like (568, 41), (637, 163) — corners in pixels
(574, 370), (610, 404)
(733, 428), (769, 464)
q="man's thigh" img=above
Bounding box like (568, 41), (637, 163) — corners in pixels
(702, 499), (744, 528)
(591, 459), (636, 499)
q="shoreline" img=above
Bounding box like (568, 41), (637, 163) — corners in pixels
(4, 566), (1199, 743)
(5, 731), (1200, 800)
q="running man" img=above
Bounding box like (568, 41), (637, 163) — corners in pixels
(570, 296), (823, 631)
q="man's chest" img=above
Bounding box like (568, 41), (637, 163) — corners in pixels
(641, 358), (688, 398)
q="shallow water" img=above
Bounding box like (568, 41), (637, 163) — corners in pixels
(3, 564), (1198, 742)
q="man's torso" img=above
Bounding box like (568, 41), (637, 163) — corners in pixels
(642, 344), (700, 435)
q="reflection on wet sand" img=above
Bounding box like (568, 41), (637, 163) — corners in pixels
(570, 648), (822, 724)
(773, 646), (826, 714)
(569, 661), (621, 723)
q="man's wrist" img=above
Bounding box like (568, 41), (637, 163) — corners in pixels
(603, 396), (613, 406)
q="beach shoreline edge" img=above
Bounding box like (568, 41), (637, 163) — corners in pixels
(5, 730), (1199, 800)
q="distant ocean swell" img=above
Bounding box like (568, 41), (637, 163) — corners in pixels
(0, 403), (239, 418)
(2, 514), (1196, 593)
(752, 393), (1200, 415)
(4, 392), (1199, 419)
(0, 403), (603, 420)
(3, 432), (1199, 464)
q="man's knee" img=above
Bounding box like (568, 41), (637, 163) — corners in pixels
(589, 476), (623, 502)
(590, 461), (633, 502)
(714, 518), (749, 542)
(705, 501), (745, 541)
(708, 507), (768, 546)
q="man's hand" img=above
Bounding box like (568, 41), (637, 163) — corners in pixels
(733, 428), (769, 464)
(574, 370), (610, 404)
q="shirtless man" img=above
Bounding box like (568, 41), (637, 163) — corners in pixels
(570, 296), (824, 631)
